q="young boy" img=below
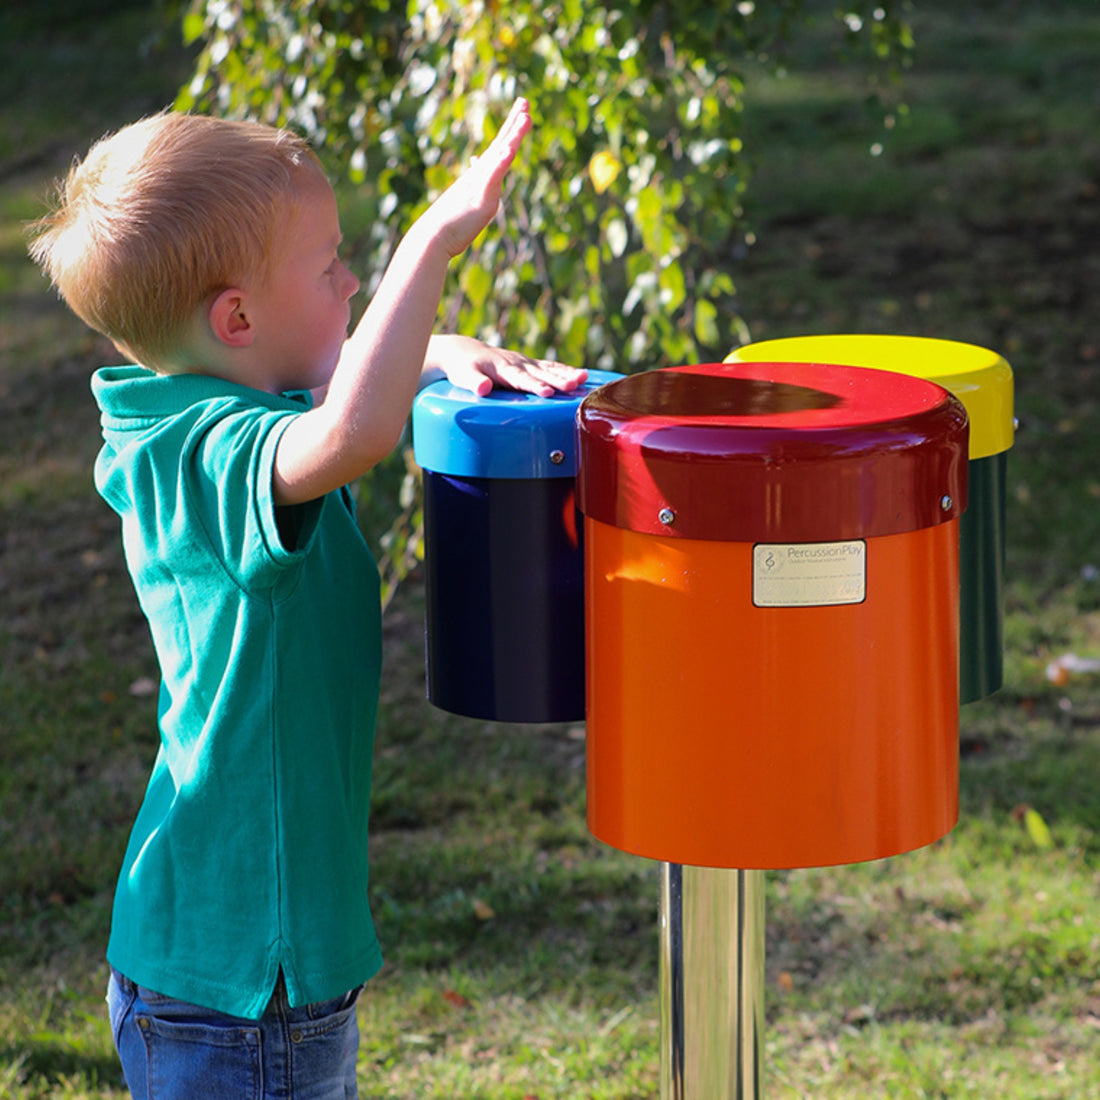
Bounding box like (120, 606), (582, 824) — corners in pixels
(29, 98), (585, 1099)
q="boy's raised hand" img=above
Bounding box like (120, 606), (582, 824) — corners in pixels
(418, 98), (587, 397)
(425, 97), (533, 259)
(272, 97), (580, 506)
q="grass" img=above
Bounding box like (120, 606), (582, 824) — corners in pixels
(2, 1), (1100, 1097)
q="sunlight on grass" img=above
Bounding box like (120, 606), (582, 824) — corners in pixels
(359, 971), (658, 1099)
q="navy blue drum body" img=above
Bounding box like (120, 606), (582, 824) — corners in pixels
(412, 372), (621, 723)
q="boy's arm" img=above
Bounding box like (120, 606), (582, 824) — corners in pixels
(274, 99), (579, 506)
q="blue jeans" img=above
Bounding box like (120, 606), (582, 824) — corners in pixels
(107, 968), (361, 1100)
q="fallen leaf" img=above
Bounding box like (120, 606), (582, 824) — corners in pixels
(442, 989), (471, 1009)
(843, 1003), (874, 1027)
(1045, 652), (1100, 684)
(1024, 807), (1055, 850)
(1012, 803), (1054, 850)
(472, 897), (496, 921)
(1046, 662), (1070, 688)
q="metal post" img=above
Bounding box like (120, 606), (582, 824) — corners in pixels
(659, 864), (766, 1099)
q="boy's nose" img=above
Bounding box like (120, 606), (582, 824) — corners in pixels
(340, 262), (360, 300)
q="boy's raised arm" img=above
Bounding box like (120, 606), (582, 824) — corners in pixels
(273, 99), (580, 506)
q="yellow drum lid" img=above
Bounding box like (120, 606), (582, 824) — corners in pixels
(728, 334), (1014, 460)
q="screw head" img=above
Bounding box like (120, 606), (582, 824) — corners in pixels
(549, 449), (565, 465)
(940, 494), (953, 512)
(658, 507), (675, 525)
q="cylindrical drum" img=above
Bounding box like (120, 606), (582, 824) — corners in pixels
(577, 361), (969, 869)
(729, 335), (1013, 703)
(412, 371), (620, 723)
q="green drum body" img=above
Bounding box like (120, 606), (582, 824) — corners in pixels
(960, 451), (1006, 702)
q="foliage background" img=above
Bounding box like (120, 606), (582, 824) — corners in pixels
(178, 0), (911, 370)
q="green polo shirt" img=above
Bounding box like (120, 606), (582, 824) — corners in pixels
(93, 365), (384, 1019)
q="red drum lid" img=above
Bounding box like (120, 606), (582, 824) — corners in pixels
(576, 361), (968, 542)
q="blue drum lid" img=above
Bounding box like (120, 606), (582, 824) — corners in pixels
(413, 370), (622, 478)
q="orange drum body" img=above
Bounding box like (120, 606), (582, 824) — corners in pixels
(577, 362), (969, 869)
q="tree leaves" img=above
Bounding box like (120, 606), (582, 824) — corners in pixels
(176, 0), (911, 595)
(588, 151), (622, 194)
(176, 0), (913, 372)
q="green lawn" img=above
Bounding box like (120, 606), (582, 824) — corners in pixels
(2, 1), (1099, 1097)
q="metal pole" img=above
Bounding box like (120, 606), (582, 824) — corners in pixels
(659, 863), (766, 1099)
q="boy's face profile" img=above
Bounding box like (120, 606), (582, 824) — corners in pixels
(233, 170), (360, 394)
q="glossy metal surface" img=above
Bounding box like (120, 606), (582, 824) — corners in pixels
(584, 517), (960, 868)
(959, 452), (1007, 702)
(413, 372), (619, 722)
(576, 362), (968, 543)
(659, 864), (765, 1099)
(413, 370), (621, 479)
(728, 334), (1014, 461)
(422, 471), (584, 722)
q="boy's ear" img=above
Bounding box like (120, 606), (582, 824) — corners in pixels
(208, 289), (255, 349)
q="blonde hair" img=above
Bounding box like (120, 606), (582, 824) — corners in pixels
(28, 112), (324, 367)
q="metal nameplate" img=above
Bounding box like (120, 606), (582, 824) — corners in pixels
(752, 540), (867, 607)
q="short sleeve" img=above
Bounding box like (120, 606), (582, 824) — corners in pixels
(183, 403), (324, 592)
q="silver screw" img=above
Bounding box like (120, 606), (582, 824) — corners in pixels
(940, 495), (953, 511)
(549, 449), (565, 465)
(658, 507), (675, 525)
